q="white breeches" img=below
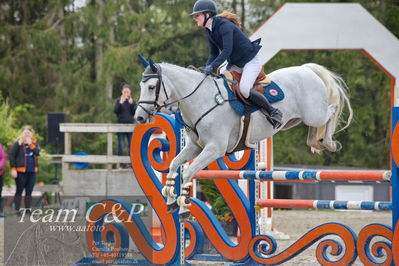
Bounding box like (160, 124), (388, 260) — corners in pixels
(238, 55), (262, 98)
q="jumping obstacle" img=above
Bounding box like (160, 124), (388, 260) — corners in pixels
(81, 106), (399, 265)
(194, 169), (391, 182)
(256, 199), (392, 211)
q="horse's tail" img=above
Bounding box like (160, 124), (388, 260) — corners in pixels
(303, 63), (353, 151)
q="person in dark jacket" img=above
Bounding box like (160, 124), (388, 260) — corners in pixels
(9, 125), (40, 214)
(114, 83), (137, 157)
(190, 0), (282, 129)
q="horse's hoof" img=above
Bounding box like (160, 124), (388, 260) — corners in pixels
(177, 196), (191, 207)
(335, 141), (342, 151)
(167, 201), (179, 214)
(179, 211), (191, 222)
(161, 186), (169, 197)
(169, 187), (176, 198)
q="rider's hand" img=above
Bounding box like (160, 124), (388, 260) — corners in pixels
(204, 65), (213, 75)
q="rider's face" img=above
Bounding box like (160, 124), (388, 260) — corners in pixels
(193, 13), (205, 27)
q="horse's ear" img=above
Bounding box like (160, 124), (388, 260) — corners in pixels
(149, 59), (157, 73)
(137, 54), (149, 68)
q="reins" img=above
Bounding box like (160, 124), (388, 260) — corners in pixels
(159, 75), (208, 112)
(139, 64), (229, 132)
(191, 79), (226, 130)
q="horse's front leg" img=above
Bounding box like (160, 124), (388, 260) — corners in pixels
(177, 143), (225, 220)
(163, 138), (202, 213)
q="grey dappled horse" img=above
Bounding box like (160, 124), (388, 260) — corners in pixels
(135, 56), (353, 220)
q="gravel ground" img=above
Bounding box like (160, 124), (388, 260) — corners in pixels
(0, 210), (392, 265)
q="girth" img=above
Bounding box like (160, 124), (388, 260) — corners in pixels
(226, 111), (253, 154)
(218, 67), (273, 154)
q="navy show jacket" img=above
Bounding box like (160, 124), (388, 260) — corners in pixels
(206, 17), (262, 70)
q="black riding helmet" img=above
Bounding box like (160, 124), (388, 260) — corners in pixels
(190, 0), (217, 27)
(190, 0), (217, 16)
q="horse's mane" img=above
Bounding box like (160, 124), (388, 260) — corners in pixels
(160, 63), (204, 77)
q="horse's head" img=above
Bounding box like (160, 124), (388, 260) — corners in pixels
(135, 55), (168, 124)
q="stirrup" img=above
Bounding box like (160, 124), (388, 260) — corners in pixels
(261, 109), (283, 129)
(270, 109), (283, 128)
(271, 119), (282, 129)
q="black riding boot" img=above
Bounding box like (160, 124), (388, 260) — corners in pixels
(247, 90), (283, 129)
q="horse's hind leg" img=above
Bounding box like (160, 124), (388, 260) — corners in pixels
(307, 126), (324, 153)
(316, 104), (342, 152)
(321, 111), (342, 152)
(307, 104), (340, 153)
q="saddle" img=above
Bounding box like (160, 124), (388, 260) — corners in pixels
(217, 67), (281, 154)
(221, 67), (272, 105)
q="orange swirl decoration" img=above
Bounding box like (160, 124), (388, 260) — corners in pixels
(249, 223), (357, 265)
(86, 200), (139, 262)
(188, 150), (256, 262)
(86, 114), (181, 264)
(357, 224), (392, 265)
(184, 220), (205, 258)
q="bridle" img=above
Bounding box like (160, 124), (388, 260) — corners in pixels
(138, 64), (208, 117)
(138, 64), (230, 133)
(137, 65), (169, 116)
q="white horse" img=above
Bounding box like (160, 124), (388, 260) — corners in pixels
(135, 56), (353, 220)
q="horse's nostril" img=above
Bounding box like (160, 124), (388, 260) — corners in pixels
(137, 116), (145, 123)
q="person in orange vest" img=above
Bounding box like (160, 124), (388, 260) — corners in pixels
(9, 125), (40, 215)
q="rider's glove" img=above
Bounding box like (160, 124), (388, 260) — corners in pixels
(204, 65), (213, 75)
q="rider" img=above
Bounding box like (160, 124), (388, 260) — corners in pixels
(190, 0), (283, 129)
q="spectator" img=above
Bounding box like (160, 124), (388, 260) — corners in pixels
(9, 125), (40, 215)
(0, 144), (6, 217)
(114, 84), (137, 165)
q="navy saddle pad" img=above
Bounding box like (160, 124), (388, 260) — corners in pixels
(223, 78), (285, 116)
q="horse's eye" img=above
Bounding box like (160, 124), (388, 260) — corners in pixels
(149, 85), (155, 90)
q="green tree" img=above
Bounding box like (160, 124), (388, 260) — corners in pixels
(0, 0), (398, 180)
